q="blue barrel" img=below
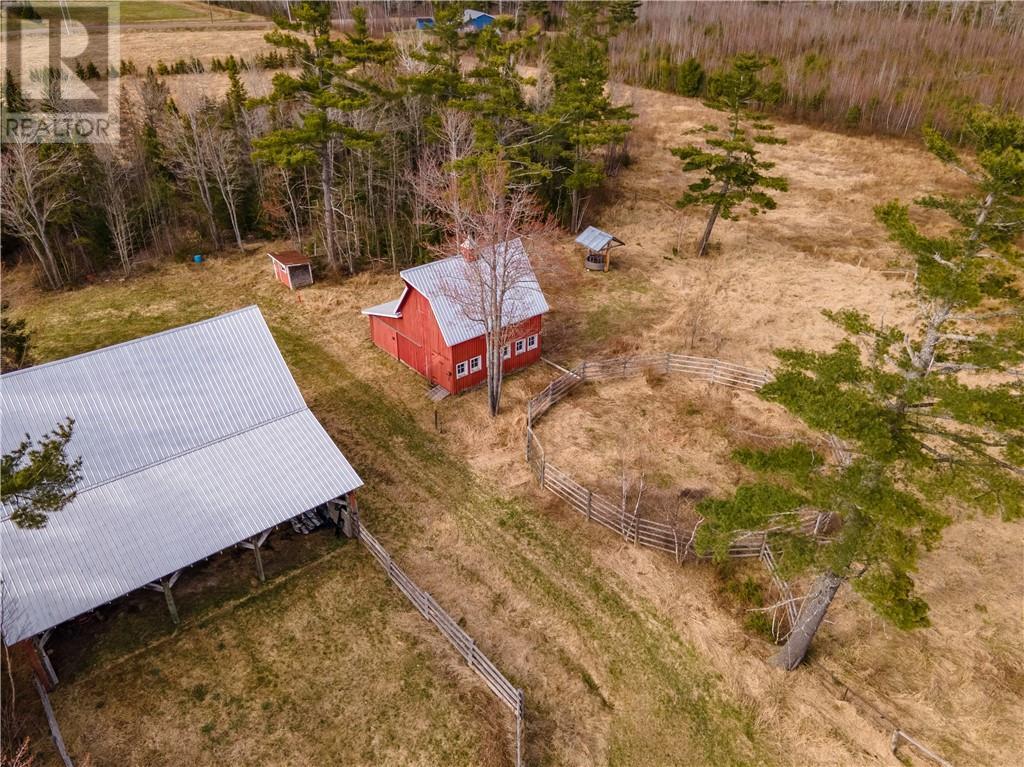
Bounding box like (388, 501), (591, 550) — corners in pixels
(193, 254), (203, 264)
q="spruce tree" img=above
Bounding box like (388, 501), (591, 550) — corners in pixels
(671, 54), (788, 257)
(252, 3), (393, 272)
(696, 107), (1023, 670)
(537, 0), (635, 230)
(1, 418), (83, 529)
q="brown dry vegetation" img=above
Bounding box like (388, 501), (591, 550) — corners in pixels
(531, 374), (820, 524)
(4, 71), (1023, 767)
(612, 0), (1024, 136)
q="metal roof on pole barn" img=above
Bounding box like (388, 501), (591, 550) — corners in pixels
(0, 306), (362, 645)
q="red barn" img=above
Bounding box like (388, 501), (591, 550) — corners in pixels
(361, 238), (549, 396)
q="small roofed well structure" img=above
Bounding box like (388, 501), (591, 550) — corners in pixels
(575, 226), (624, 272)
(268, 250), (313, 289)
(0, 306), (362, 685)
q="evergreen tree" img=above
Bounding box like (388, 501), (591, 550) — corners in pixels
(0, 302), (30, 372)
(224, 57), (248, 125)
(462, 19), (537, 157)
(405, 2), (473, 108)
(252, 3), (394, 272)
(696, 107), (1024, 670)
(1, 418), (83, 529)
(671, 54), (787, 257)
(537, 0), (635, 230)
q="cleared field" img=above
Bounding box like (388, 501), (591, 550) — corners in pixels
(7, 254), (779, 767)
(5, 78), (1022, 767)
(1, 1), (252, 30)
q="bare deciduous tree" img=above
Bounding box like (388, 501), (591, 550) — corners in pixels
(163, 96), (221, 250)
(95, 145), (137, 276)
(417, 147), (554, 416)
(0, 140), (75, 289)
(202, 120), (247, 251)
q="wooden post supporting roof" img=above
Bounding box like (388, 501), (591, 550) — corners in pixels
(33, 675), (74, 766)
(33, 630), (59, 689)
(145, 569), (183, 625)
(239, 529), (272, 583)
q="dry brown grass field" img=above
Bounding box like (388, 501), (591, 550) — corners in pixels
(4, 51), (1022, 767)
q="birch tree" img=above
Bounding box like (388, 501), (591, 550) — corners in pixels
(164, 98), (222, 250)
(419, 154), (552, 416)
(0, 140), (75, 289)
(696, 107), (1023, 670)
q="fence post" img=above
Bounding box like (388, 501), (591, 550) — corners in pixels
(674, 529), (680, 564)
(539, 458), (546, 489)
(515, 688), (526, 767)
(580, 360), (588, 380)
(586, 489), (592, 521)
(664, 352), (671, 374)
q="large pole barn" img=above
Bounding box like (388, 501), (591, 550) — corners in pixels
(0, 306), (362, 687)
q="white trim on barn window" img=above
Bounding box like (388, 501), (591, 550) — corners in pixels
(456, 361), (468, 378)
(526, 334), (538, 350)
(469, 355), (482, 373)
(514, 339), (526, 355)
(502, 344), (511, 360)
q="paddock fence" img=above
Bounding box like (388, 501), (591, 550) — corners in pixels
(354, 517), (525, 767)
(525, 353), (841, 638)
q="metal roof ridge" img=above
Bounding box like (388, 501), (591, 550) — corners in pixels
(399, 254), (461, 280)
(0, 405), (314, 526)
(0, 305), (263, 381)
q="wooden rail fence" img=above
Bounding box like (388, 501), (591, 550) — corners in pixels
(524, 353), (839, 638)
(523, 353), (952, 766)
(352, 514), (525, 766)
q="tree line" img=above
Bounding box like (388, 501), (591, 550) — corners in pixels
(0, 1), (638, 289)
(611, 0), (1024, 138)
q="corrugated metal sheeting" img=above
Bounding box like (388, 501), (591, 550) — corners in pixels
(0, 306), (362, 644)
(398, 238), (550, 347)
(575, 226), (623, 252)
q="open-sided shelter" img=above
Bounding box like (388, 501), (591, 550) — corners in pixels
(575, 226), (624, 272)
(361, 238), (549, 397)
(0, 306), (362, 684)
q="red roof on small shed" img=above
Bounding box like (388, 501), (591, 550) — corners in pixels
(268, 250), (310, 267)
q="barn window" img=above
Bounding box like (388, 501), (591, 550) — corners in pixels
(456, 361), (468, 378)
(502, 344), (511, 360)
(469, 355), (482, 373)
(526, 334), (538, 350)
(514, 339), (526, 355)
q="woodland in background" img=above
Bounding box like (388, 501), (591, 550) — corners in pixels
(0, 1), (634, 289)
(610, 0), (1024, 137)
(3, 0), (1023, 288)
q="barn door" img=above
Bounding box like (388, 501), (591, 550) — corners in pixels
(429, 351), (446, 386)
(397, 334), (425, 376)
